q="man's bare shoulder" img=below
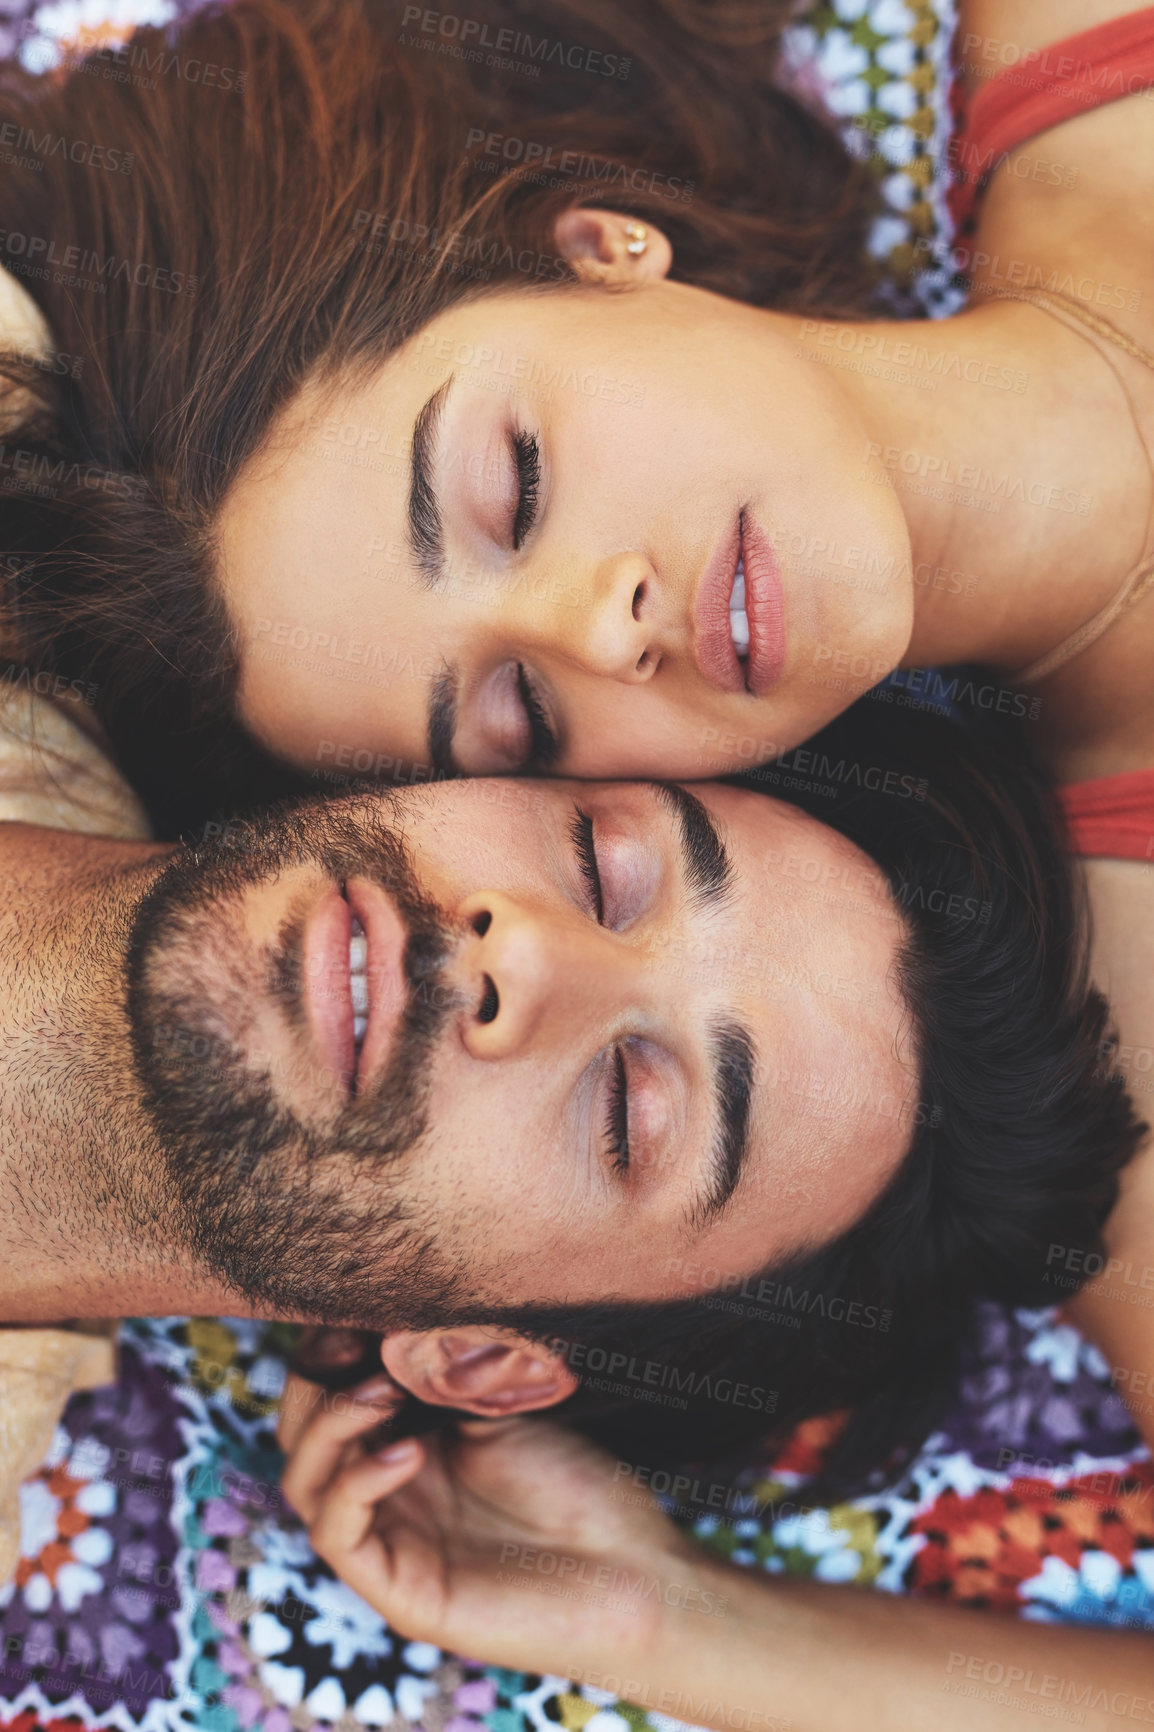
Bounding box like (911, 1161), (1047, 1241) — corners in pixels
(0, 686), (150, 839)
(1070, 853), (1154, 1455)
(1084, 856), (1154, 1040)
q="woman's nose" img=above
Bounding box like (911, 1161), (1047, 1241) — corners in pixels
(454, 888), (628, 1061)
(544, 551), (661, 683)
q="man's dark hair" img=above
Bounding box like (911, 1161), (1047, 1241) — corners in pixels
(417, 695), (1144, 1493)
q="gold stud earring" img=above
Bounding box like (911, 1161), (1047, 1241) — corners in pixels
(624, 221), (649, 257)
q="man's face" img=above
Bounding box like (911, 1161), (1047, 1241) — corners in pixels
(128, 779), (916, 1320)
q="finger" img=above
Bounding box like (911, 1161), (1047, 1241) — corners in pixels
(281, 1376), (404, 1524)
(277, 1371), (324, 1454)
(279, 1368), (387, 1454)
(309, 1441), (427, 1598)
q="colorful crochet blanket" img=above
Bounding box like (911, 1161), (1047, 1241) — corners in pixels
(0, 1305), (1149, 1732)
(0, 1), (1149, 1729)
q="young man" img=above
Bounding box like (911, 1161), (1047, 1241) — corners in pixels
(0, 690), (1137, 1554)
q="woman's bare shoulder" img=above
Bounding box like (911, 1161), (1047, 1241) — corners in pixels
(958, 0), (1154, 94)
(963, 0), (1154, 360)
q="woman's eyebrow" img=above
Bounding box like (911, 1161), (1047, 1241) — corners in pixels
(407, 374), (455, 589)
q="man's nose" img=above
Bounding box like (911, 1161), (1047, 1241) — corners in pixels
(453, 888), (642, 1060)
(528, 550), (662, 683)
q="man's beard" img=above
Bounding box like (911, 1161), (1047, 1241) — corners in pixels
(125, 794), (474, 1328)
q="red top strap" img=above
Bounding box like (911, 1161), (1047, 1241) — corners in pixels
(1056, 768), (1154, 861)
(951, 8), (1154, 230)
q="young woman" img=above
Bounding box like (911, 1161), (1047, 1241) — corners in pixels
(2, 0), (1154, 832)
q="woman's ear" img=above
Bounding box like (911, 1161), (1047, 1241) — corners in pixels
(553, 206), (673, 285)
(380, 1327), (579, 1416)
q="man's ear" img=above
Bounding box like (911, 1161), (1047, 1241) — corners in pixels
(380, 1327), (579, 1416)
(553, 206), (673, 285)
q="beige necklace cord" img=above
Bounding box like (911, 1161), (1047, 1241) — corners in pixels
(995, 287), (1154, 372)
(1012, 549), (1154, 685)
(993, 287), (1154, 685)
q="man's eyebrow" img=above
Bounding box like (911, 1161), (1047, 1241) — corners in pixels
(408, 375), (454, 589)
(693, 1020), (757, 1229)
(427, 664), (459, 778)
(654, 782), (734, 910)
(648, 786), (748, 1226)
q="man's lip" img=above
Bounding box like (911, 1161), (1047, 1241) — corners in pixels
(343, 878), (408, 1094)
(692, 516), (746, 694)
(302, 881), (408, 1094)
(302, 884), (355, 1089)
(742, 514), (787, 695)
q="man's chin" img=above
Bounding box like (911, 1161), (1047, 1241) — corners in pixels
(121, 799), (467, 1325)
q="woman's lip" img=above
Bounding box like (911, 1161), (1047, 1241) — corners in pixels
(302, 884), (355, 1090)
(691, 512), (786, 697)
(742, 514), (787, 695)
(692, 516), (746, 694)
(344, 879), (408, 1094)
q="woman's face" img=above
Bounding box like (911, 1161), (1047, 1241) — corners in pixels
(219, 275), (913, 783)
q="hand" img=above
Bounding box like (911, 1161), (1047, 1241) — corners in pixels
(277, 1369), (701, 1677)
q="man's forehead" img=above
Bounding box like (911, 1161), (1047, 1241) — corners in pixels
(365, 776), (657, 821)
(343, 778), (855, 889)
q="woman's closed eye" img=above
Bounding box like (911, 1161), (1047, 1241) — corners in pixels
(510, 428), (540, 550)
(471, 661), (558, 774)
(500, 425), (552, 769)
(516, 664), (559, 770)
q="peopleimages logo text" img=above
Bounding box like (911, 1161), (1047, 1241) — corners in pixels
(0, 229), (195, 295)
(0, 122), (133, 172)
(400, 7), (631, 78)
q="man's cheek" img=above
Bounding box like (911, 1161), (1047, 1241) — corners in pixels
(422, 1072), (553, 1222)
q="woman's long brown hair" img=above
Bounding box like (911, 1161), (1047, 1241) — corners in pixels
(0, 0), (879, 833)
